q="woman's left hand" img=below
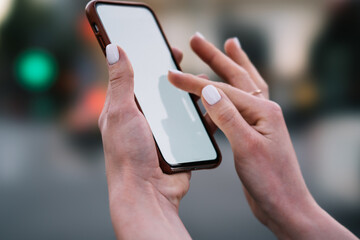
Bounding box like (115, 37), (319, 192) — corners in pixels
(100, 44), (195, 240)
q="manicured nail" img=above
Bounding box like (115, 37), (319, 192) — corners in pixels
(106, 44), (119, 65)
(202, 85), (221, 105)
(195, 32), (205, 39)
(233, 37), (241, 48)
(169, 69), (183, 75)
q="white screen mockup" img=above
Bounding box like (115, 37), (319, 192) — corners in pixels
(96, 4), (217, 165)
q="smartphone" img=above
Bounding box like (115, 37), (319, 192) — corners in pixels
(85, 0), (221, 173)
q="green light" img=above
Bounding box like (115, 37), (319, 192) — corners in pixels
(15, 49), (57, 91)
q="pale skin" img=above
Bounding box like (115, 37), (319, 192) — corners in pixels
(99, 33), (358, 239)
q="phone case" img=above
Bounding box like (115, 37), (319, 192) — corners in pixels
(85, 0), (221, 174)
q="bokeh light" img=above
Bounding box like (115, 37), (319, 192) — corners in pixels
(84, 86), (106, 117)
(78, 16), (97, 43)
(15, 49), (58, 92)
(0, 0), (14, 27)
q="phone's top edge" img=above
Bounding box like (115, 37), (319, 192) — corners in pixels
(86, 0), (151, 11)
(85, 0), (154, 27)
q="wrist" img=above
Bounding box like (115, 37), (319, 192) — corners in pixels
(267, 195), (321, 239)
(107, 171), (191, 240)
(108, 170), (178, 218)
(268, 195), (357, 240)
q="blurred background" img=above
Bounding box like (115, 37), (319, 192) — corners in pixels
(0, 0), (359, 239)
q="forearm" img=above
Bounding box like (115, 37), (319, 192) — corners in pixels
(108, 174), (191, 240)
(269, 199), (357, 240)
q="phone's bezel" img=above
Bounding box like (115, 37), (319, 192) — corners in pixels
(85, 0), (221, 174)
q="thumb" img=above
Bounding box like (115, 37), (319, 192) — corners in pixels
(201, 85), (252, 146)
(106, 44), (135, 107)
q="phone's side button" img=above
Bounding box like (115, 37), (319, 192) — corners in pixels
(98, 36), (106, 49)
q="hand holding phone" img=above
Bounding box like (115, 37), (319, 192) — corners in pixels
(86, 1), (212, 238)
(97, 42), (192, 239)
(86, 0), (221, 173)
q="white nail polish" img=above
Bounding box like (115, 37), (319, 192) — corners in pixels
(106, 43), (119, 65)
(202, 85), (221, 105)
(195, 32), (205, 39)
(169, 69), (183, 74)
(234, 37), (241, 48)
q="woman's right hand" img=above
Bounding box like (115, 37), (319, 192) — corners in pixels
(168, 33), (357, 240)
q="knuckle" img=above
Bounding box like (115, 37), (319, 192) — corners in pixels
(216, 82), (226, 88)
(238, 67), (250, 78)
(266, 101), (283, 118)
(216, 82), (229, 91)
(107, 103), (139, 124)
(216, 105), (237, 128)
(262, 83), (269, 92)
(109, 67), (134, 85)
(260, 83), (269, 96)
(246, 134), (262, 153)
(106, 108), (119, 122)
(239, 67), (250, 78)
(228, 67), (251, 85)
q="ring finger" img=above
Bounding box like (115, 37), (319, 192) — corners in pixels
(190, 33), (265, 99)
(224, 38), (269, 99)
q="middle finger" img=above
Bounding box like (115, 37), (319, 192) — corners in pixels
(190, 33), (258, 93)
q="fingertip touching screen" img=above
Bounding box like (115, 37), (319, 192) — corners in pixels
(96, 3), (217, 165)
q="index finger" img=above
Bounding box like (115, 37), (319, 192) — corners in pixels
(168, 70), (267, 125)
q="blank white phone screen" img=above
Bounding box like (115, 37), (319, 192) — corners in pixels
(96, 4), (217, 165)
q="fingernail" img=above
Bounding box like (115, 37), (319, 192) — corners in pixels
(195, 32), (205, 39)
(202, 85), (221, 105)
(169, 69), (183, 75)
(106, 43), (119, 65)
(233, 37), (241, 48)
